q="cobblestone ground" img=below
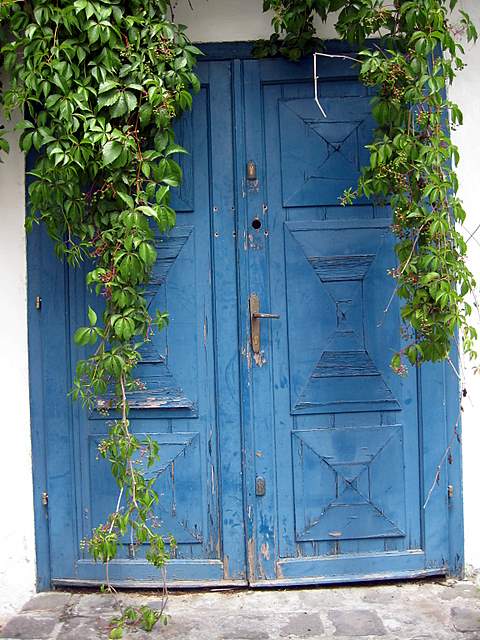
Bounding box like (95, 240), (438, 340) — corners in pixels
(1, 579), (479, 639)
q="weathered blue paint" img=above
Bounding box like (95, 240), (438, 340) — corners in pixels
(28, 46), (463, 590)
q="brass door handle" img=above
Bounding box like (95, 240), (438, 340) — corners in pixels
(252, 312), (280, 320)
(249, 294), (280, 354)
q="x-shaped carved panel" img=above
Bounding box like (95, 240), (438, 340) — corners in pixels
(293, 427), (406, 542)
(279, 97), (373, 207)
(89, 432), (204, 547)
(140, 432), (203, 544)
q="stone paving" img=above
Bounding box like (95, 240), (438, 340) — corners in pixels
(1, 579), (480, 639)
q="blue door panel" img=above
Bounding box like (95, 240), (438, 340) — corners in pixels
(292, 425), (406, 542)
(240, 56), (450, 582)
(279, 96), (373, 207)
(69, 92), (222, 574)
(285, 220), (402, 414)
(29, 53), (458, 588)
(33, 60), (247, 586)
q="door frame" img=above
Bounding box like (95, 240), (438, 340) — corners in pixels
(27, 40), (464, 591)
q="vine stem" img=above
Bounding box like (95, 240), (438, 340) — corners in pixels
(378, 225), (426, 327)
(423, 406), (461, 510)
(108, 487), (124, 534)
(314, 52), (360, 64)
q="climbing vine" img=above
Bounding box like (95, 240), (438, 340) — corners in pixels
(0, 0), (477, 635)
(0, 0), (199, 634)
(256, 0), (478, 370)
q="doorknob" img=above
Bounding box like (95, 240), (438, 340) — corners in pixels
(249, 293), (280, 354)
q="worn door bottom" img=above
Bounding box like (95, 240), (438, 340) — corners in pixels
(52, 567), (447, 591)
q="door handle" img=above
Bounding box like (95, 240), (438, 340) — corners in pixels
(249, 293), (280, 354)
(252, 312), (280, 320)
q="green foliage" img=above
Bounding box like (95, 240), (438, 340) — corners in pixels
(257, 0), (478, 370)
(109, 604), (168, 637)
(253, 0), (344, 59)
(0, 0), (200, 614)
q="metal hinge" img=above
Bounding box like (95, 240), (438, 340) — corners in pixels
(35, 296), (42, 311)
(448, 485), (454, 499)
(41, 491), (49, 507)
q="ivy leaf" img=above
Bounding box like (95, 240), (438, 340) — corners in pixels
(87, 306), (97, 326)
(98, 91), (119, 110)
(73, 0), (88, 12)
(99, 80), (119, 93)
(139, 242), (157, 266)
(117, 192), (134, 208)
(165, 144), (188, 157)
(102, 140), (122, 165)
(139, 103), (153, 127)
(74, 327), (97, 346)
(111, 91), (137, 118)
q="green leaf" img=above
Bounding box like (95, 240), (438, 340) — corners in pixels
(88, 306), (97, 326)
(139, 242), (157, 265)
(117, 192), (134, 208)
(102, 140), (122, 165)
(111, 92), (137, 118)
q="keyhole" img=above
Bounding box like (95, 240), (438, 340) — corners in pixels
(252, 218), (262, 230)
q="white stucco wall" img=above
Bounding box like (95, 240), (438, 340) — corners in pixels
(450, 0), (480, 572)
(1, 0), (480, 616)
(0, 116), (36, 617)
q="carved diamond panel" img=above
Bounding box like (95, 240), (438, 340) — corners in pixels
(292, 426), (406, 541)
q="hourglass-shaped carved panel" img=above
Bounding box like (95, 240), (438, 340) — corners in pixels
(285, 220), (400, 414)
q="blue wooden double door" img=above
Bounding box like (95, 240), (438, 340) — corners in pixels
(33, 55), (459, 589)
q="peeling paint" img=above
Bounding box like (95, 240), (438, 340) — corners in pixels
(254, 350), (266, 367)
(211, 464), (215, 495)
(247, 233), (263, 251)
(244, 343), (252, 370)
(260, 542), (270, 561)
(247, 537), (256, 578)
(223, 555), (230, 579)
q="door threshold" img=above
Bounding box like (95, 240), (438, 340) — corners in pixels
(249, 567), (447, 589)
(53, 567), (447, 592)
(52, 578), (249, 590)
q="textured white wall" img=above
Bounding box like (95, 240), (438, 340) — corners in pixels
(450, 0), (480, 572)
(173, 0), (338, 41)
(0, 113), (36, 617)
(1, 0), (480, 617)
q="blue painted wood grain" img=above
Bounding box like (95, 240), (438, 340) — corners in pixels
(241, 55), (454, 582)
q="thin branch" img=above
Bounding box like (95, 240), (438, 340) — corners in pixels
(423, 407), (461, 510)
(108, 487), (124, 534)
(378, 226), (425, 327)
(314, 52), (361, 64)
